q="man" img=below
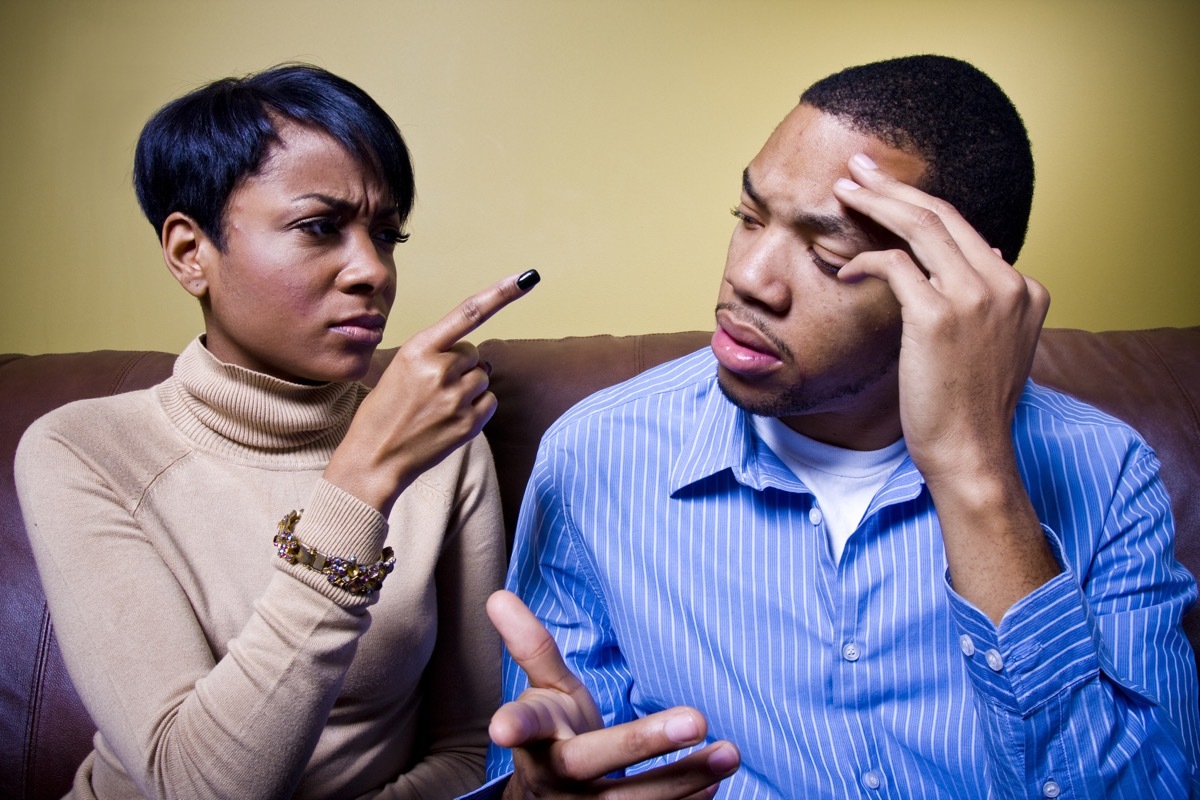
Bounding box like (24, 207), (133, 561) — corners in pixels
(480, 55), (1200, 798)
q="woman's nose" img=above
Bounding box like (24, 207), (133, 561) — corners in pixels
(337, 230), (395, 295)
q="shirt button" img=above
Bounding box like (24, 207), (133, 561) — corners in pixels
(862, 769), (883, 790)
(1042, 779), (1061, 798)
(985, 649), (1004, 671)
(809, 506), (823, 525)
(842, 642), (860, 662)
(959, 634), (976, 656)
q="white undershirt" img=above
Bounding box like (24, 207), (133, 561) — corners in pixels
(752, 415), (908, 564)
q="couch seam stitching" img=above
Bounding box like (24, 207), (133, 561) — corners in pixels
(1135, 330), (1200, 445)
(22, 604), (55, 797)
(108, 352), (151, 395)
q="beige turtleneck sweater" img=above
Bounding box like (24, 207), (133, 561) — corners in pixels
(15, 338), (504, 799)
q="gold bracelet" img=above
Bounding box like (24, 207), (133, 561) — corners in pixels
(272, 510), (395, 596)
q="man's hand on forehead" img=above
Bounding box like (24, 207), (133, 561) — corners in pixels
(828, 151), (1049, 459)
(829, 153), (1056, 624)
(831, 154), (1014, 287)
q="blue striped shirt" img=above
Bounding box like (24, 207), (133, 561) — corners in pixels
(486, 348), (1199, 798)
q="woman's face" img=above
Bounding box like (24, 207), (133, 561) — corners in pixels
(194, 121), (405, 384)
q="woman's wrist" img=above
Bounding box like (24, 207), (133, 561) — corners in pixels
(324, 441), (415, 516)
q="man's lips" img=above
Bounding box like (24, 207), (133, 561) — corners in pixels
(330, 313), (386, 345)
(711, 316), (784, 377)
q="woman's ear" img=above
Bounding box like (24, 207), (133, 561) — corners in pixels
(162, 212), (214, 299)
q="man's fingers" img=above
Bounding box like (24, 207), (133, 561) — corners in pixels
(488, 590), (741, 792)
(609, 741), (741, 798)
(417, 270), (540, 353)
(490, 690), (594, 749)
(545, 709), (728, 783)
(487, 591), (585, 696)
(841, 156), (1005, 274)
(833, 174), (974, 290)
(487, 590), (610, 758)
(501, 708), (736, 787)
(836, 245), (939, 312)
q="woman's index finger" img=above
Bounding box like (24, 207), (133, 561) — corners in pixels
(417, 270), (540, 352)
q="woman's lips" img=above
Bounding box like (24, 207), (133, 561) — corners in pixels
(331, 315), (386, 345)
(711, 324), (783, 377)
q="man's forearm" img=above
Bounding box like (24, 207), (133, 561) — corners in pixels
(928, 451), (1060, 624)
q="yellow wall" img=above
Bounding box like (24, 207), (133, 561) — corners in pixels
(2, 0), (1197, 355)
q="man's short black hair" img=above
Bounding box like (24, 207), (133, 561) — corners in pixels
(801, 54), (1034, 262)
(133, 63), (415, 250)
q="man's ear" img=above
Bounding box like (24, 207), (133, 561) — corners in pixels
(162, 212), (215, 299)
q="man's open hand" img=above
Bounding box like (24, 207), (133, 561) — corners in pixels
(487, 591), (740, 799)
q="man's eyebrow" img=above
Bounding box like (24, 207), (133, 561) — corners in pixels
(741, 168), (766, 209)
(741, 167), (862, 242)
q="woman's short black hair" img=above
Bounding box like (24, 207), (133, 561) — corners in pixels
(133, 63), (415, 249)
(801, 55), (1034, 263)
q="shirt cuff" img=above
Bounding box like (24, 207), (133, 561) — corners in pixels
(944, 525), (1103, 715)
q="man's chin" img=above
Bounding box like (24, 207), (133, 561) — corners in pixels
(716, 369), (815, 418)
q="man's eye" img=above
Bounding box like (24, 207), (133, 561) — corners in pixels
(730, 207), (760, 227)
(810, 248), (844, 274)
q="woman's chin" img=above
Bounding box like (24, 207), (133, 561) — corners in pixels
(283, 350), (378, 385)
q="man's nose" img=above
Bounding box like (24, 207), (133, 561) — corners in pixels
(724, 232), (791, 315)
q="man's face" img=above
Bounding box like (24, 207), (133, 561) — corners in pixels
(713, 103), (926, 448)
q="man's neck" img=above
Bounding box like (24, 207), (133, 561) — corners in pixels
(778, 406), (903, 451)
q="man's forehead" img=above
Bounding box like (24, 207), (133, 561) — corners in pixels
(742, 105), (924, 244)
(760, 105), (924, 179)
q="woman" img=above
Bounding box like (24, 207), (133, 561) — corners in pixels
(15, 64), (536, 799)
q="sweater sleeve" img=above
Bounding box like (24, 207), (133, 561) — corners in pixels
(16, 411), (383, 800)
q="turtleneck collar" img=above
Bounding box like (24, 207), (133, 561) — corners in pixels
(156, 337), (364, 463)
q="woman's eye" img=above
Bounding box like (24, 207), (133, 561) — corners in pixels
(374, 228), (411, 249)
(299, 218), (340, 237)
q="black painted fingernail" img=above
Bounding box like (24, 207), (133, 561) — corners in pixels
(516, 269), (541, 291)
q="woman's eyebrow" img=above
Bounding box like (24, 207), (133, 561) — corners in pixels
(292, 194), (402, 220)
(292, 192), (355, 211)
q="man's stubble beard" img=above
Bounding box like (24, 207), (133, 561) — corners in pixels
(715, 341), (901, 419)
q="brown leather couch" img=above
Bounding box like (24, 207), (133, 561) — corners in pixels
(2, 327), (1198, 799)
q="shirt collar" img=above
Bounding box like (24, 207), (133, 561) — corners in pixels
(668, 372), (811, 496)
(667, 366), (926, 505)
